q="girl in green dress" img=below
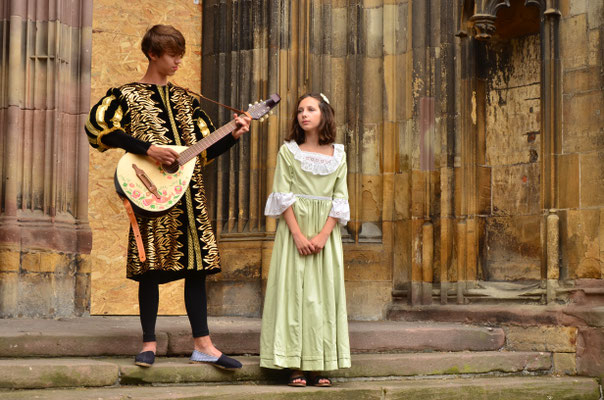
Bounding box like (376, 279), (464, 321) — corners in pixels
(260, 93), (351, 387)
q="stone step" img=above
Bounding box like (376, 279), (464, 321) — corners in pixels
(0, 316), (505, 357)
(0, 352), (551, 390)
(0, 376), (598, 400)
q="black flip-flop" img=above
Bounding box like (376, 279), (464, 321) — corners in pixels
(308, 374), (331, 387)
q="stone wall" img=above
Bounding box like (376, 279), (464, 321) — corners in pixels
(0, 0), (93, 318)
(558, 0), (604, 280)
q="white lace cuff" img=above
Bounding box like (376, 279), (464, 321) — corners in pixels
(329, 198), (350, 225)
(265, 192), (296, 216)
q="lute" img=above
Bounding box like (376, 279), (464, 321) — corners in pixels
(115, 94), (281, 217)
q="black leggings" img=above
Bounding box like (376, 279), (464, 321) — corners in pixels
(138, 275), (209, 342)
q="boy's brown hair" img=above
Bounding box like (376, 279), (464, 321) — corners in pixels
(141, 25), (186, 60)
(286, 93), (336, 145)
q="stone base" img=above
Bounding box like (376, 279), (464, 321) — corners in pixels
(0, 247), (90, 318)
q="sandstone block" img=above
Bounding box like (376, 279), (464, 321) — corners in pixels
(557, 153), (580, 209)
(587, 0), (603, 28)
(20, 252), (41, 273)
(361, 174), (383, 221)
(40, 252), (70, 273)
(505, 326), (577, 352)
(560, 14), (589, 69)
(0, 249), (20, 272)
(331, 8), (347, 57)
(207, 280), (261, 318)
(553, 352), (577, 375)
(361, 58), (385, 122)
(560, 209), (601, 279)
(580, 151), (604, 207)
(394, 172), (410, 219)
(563, 67), (601, 94)
(344, 247), (391, 281)
(0, 359), (118, 389)
(345, 280), (391, 320)
(0, 272), (18, 317)
(491, 164), (540, 216)
(569, 0), (587, 16)
(577, 327), (604, 378)
(485, 215), (541, 281)
(362, 6), (384, 58)
(588, 29), (601, 68)
(562, 91), (604, 154)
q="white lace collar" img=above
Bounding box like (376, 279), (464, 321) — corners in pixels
(285, 140), (345, 175)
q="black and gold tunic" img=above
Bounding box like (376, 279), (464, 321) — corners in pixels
(85, 82), (236, 283)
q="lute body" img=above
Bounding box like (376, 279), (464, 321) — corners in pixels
(114, 94), (280, 217)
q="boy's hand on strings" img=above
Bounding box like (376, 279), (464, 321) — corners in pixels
(232, 113), (251, 139)
(292, 232), (316, 256)
(147, 145), (179, 165)
(309, 233), (329, 254)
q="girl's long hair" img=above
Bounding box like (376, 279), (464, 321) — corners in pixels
(286, 93), (336, 145)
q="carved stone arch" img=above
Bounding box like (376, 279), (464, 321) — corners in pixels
(481, 0), (511, 15)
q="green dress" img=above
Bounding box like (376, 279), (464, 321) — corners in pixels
(260, 140), (351, 371)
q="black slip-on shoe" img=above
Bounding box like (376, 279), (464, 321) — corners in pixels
(134, 350), (155, 367)
(212, 354), (242, 370)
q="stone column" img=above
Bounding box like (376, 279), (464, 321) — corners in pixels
(0, 0), (93, 317)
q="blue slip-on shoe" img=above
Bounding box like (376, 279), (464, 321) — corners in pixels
(190, 349), (242, 370)
(134, 350), (155, 367)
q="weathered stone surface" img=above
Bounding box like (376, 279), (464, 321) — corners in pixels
(560, 209), (602, 279)
(0, 359), (118, 389)
(0, 316), (511, 357)
(491, 164), (540, 215)
(563, 67), (602, 94)
(0, 376), (598, 400)
(117, 352), (551, 384)
(505, 326), (577, 352)
(0, 352), (543, 389)
(576, 327), (604, 378)
(562, 91), (604, 153)
(207, 281), (262, 318)
(560, 14), (589, 69)
(349, 322), (504, 352)
(360, 174), (383, 222)
(580, 151), (604, 207)
(553, 352), (577, 375)
(486, 85), (541, 166)
(345, 281), (392, 320)
(557, 153), (580, 209)
(587, 0), (604, 28)
(569, 0), (587, 16)
(484, 215), (541, 281)
(386, 304), (603, 328)
(0, 249), (19, 272)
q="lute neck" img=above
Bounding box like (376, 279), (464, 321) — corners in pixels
(177, 119), (238, 165)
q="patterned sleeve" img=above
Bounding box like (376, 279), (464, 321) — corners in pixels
(265, 145), (296, 217)
(85, 88), (129, 152)
(329, 157), (350, 225)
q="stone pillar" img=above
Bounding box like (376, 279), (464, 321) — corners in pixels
(0, 0), (93, 317)
(541, 6), (562, 302)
